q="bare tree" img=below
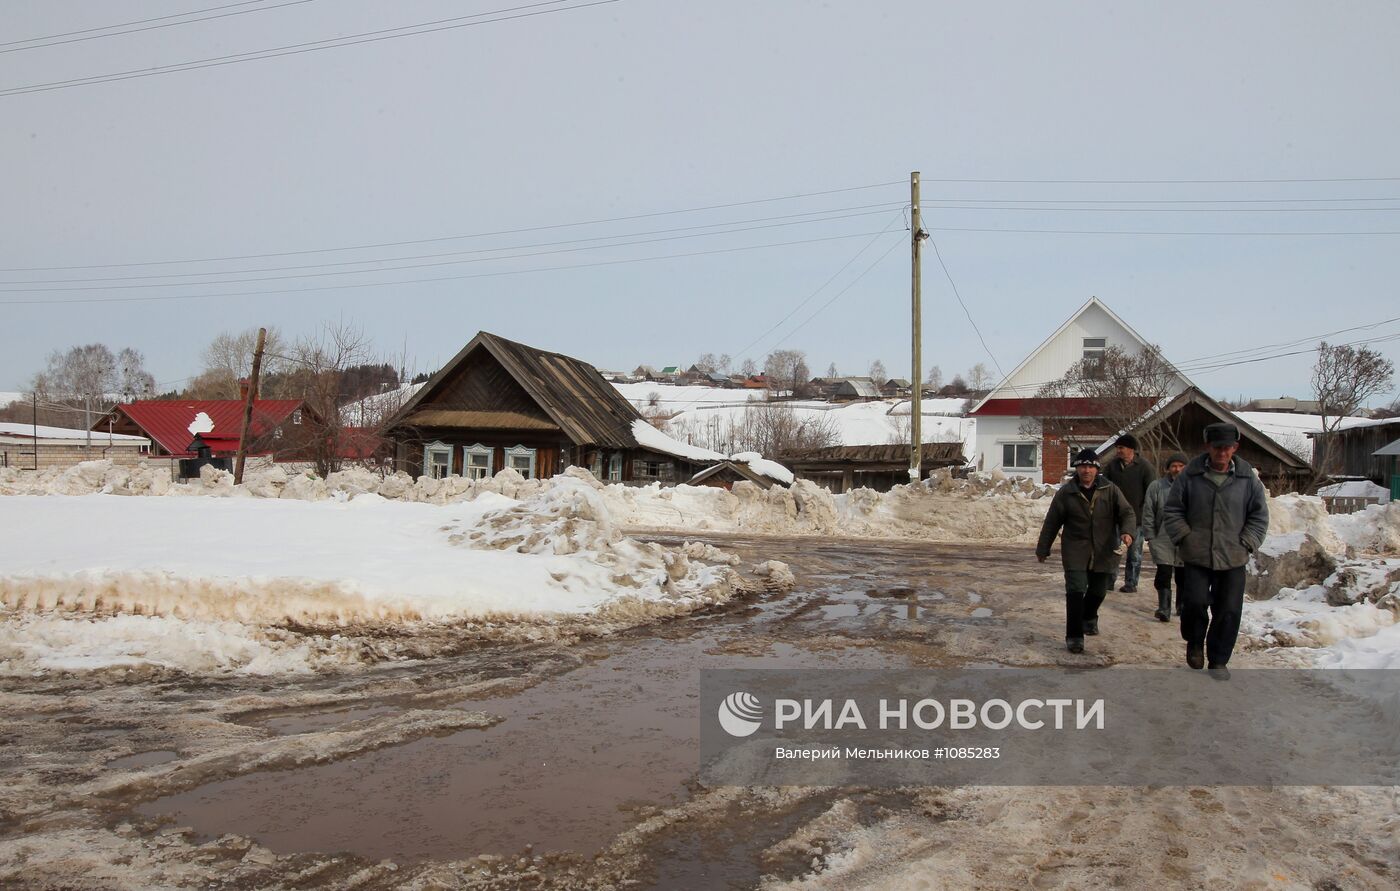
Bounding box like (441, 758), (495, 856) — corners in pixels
(740, 357), (758, 377)
(967, 362), (993, 394)
(1311, 341), (1395, 479)
(30, 344), (151, 449)
(694, 352), (719, 373)
(926, 365), (943, 389)
(868, 359), (888, 387)
(825, 362), (839, 379)
(667, 402), (839, 457)
(717, 353), (732, 374)
(763, 349), (810, 398)
(283, 322), (380, 477)
(189, 327), (288, 399)
(1021, 343), (1183, 465)
(946, 374), (968, 395)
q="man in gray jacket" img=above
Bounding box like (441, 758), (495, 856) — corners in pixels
(1163, 424), (1269, 673)
(1140, 451), (1188, 622)
(1036, 449), (1136, 654)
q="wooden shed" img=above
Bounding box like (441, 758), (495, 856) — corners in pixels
(782, 442), (966, 493)
(1309, 418), (1400, 486)
(385, 331), (724, 483)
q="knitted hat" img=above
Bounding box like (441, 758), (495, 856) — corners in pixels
(1165, 451), (1189, 468)
(1114, 433), (1140, 450)
(1071, 448), (1101, 468)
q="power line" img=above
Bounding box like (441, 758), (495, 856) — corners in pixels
(768, 236), (906, 351)
(0, 0), (271, 47)
(0, 0), (317, 55)
(0, 228), (898, 306)
(0, 210), (902, 293)
(0, 181), (905, 272)
(926, 234), (1005, 380)
(917, 176), (1400, 185)
(715, 212), (904, 364)
(920, 195), (1400, 204)
(922, 204), (1400, 213)
(0, 202), (906, 286)
(927, 226), (1400, 236)
(0, 0), (620, 98)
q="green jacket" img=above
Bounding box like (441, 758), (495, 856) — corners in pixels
(1162, 454), (1269, 570)
(1036, 477), (1137, 573)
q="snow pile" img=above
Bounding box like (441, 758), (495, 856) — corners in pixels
(731, 451), (794, 485)
(0, 478), (745, 675)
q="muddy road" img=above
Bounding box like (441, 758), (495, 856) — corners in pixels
(2, 535), (1396, 889)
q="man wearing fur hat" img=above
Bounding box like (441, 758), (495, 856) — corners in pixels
(1163, 423), (1270, 674)
(1103, 433), (1155, 594)
(1140, 452), (1188, 621)
(1035, 448), (1136, 654)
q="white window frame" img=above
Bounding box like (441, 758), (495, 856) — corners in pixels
(505, 444), (537, 479)
(464, 443), (493, 480)
(1000, 441), (1039, 472)
(423, 440), (453, 479)
(608, 452), (623, 482)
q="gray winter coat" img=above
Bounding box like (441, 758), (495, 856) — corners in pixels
(1140, 476), (1182, 567)
(1036, 477), (1137, 573)
(1162, 454), (1269, 571)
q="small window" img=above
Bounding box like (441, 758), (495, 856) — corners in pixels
(1002, 443), (1038, 470)
(1082, 337), (1107, 379)
(465, 444), (493, 480)
(633, 459), (673, 482)
(423, 441), (453, 479)
(608, 452), (623, 482)
(292, 410), (303, 425)
(505, 445), (537, 479)
(590, 451), (603, 479)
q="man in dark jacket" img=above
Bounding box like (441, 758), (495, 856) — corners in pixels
(1103, 434), (1156, 594)
(1163, 423), (1270, 675)
(1140, 451), (1189, 622)
(1036, 449), (1136, 654)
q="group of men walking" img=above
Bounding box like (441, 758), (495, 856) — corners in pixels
(1035, 423), (1270, 673)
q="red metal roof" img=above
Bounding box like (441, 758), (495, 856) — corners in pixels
(104, 400), (305, 457)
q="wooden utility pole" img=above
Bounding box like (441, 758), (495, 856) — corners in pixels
(32, 391), (39, 471)
(233, 327), (267, 485)
(909, 171), (925, 482)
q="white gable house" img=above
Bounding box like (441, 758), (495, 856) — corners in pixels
(968, 298), (1192, 482)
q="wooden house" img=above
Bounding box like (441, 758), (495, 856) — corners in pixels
(384, 332), (728, 483)
(1308, 417), (1400, 485)
(783, 443), (966, 493)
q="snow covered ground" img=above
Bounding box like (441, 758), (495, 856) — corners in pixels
(611, 381), (766, 413)
(0, 476), (743, 676)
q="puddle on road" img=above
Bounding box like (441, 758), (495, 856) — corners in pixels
(108, 750), (179, 770)
(131, 537), (1022, 867)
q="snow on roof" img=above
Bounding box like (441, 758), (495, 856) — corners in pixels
(1318, 480), (1391, 503)
(630, 419), (727, 463)
(0, 422), (148, 442)
(1235, 411), (1374, 462)
(730, 451), (795, 485)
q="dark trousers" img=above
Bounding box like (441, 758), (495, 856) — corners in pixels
(1179, 564), (1247, 666)
(1064, 570), (1110, 639)
(1154, 564), (1185, 609)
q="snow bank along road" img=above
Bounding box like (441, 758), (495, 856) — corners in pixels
(1, 462), (1398, 888)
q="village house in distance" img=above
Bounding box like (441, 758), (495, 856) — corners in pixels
(384, 331), (781, 486)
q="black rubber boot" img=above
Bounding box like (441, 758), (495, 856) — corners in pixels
(1066, 637), (1085, 654)
(1083, 618), (1099, 636)
(1154, 588), (1171, 622)
(1187, 642), (1205, 670)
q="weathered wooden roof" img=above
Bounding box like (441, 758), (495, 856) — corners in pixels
(783, 443), (966, 467)
(388, 332), (642, 449)
(398, 409), (561, 432)
(687, 460), (776, 489)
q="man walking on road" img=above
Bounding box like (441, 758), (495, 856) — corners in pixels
(1103, 434), (1155, 594)
(1036, 449), (1136, 654)
(1140, 451), (1188, 622)
(1163, 423), (1269, 675)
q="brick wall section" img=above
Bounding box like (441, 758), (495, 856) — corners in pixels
(1041, 434), (1069, 484)
(0, 443), (150, 471)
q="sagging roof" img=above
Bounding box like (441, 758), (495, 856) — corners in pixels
(389, 331), (644, 449)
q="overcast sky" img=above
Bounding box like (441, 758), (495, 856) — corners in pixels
(3, 0), (1398, 404)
